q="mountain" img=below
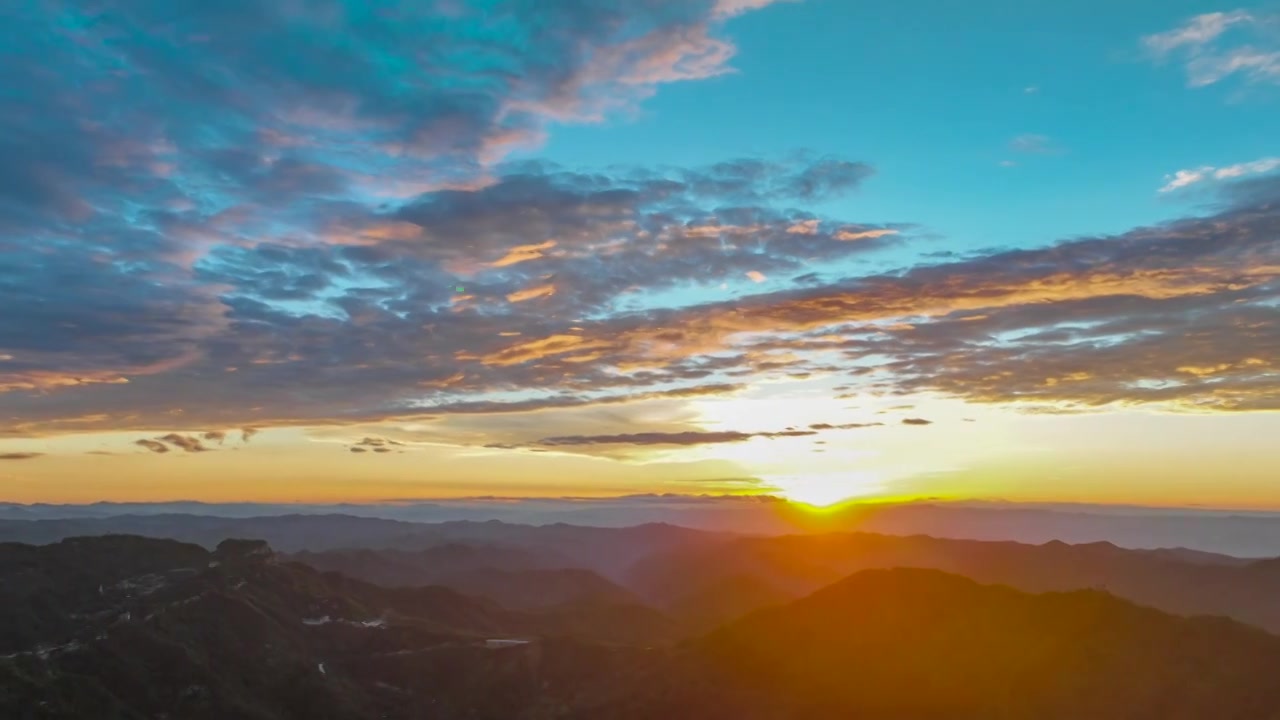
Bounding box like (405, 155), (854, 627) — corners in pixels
(0, 535), (677, 719)
(664, 573), (793, 634)
(289, 545), (643, 610)
(0, 514), (430, 553)
(287, 544), (564, 587)
(8, 536), (1280, 719)
(851, 502), (1280, 558)
(5, 501), (1278, 558)
(0, 515), (718, 581)
(0, 534), (211, 654)
(585, 568), (1280, 719)
(628, 531), (1280, 634)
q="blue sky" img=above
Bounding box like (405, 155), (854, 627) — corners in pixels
(0, 0), (1277, 507)
(542, 0), (1280, 256)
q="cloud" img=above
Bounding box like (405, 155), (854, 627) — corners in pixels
(241, 428), (260, 443)
(447, 174), (1280, 414)
(202, 430), (227, 444)
(156, 433), (210, 453)
(712, 0), (799, 18)
(539, 428), (817, 446)
(1186, 49), (1280, 87)
(834, 228), (898, 242)
(9, 161), (1279, 437)
(1142, 11), (1254, 56)
(0, 452), (42, 460)
(349, 436), (405, 453)
(1142, 11), (1280, 87)
(1, 146), (899, 437)
(135, 439), (170, 454)
(0, 0), (793, 406)
(1009, 134), (1057, 154)
(901, 418), (933, 426)
(1159, 157), (1280, 192)
(9, 157), (1280, 435)
(3, 0), (1279, 448)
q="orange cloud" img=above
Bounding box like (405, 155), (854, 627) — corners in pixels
(835, 228), (898, 241)
(0, 371), (130, 392)
(491, 240), (558, 268)
(786, 219), (820, 235)
(506, 283), (557, 303)
(482, 334), (612, 367)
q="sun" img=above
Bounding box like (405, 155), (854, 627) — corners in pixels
(766, 471), (885, 508)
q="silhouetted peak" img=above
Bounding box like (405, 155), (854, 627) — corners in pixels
(214, 537), (273, 559)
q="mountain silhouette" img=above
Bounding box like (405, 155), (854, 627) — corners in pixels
(586, 568), (1280, 719)
(628, 531), (1280, 633)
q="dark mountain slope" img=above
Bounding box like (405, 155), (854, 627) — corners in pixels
(588, 568), (1280, 720)
(0, 535), (672, 719)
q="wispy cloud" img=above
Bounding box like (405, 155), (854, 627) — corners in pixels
(1142, 10), (1280, 87)
(1159, 157), (1280, 192)
(1142, 11), (1254, 56)
(712, 0), (800, 18)
(539, 428), (818, 447)
(1009, 134), (1059, 154)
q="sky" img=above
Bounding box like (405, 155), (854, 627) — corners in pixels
(0, 0), (1277, 509)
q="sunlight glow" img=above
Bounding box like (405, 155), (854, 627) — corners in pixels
(766, 471), (885, 507)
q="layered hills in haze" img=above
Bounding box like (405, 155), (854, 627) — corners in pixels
(5, 513), (1280, 718)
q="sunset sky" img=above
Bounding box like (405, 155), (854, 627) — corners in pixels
(1, 0), (1277, 508)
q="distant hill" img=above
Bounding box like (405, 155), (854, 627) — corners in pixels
(4, 500), (1278, 558)
(628, 531), (1280, 634)
(0, 515), (717, 581)
(665, 573), (793, 634)
(289, 545), (644, 610)
(287, 544), (565, 587)
(585, 568), (1280, 719)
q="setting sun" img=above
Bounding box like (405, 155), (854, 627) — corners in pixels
(767, 471), (885, 507)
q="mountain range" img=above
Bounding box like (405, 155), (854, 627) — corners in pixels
(6, 515), (1280, 718)
(5, 499), (1280, 556)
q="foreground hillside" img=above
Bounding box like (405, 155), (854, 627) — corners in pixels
(6, 536), (1280, 719)
(0, 535), (668, 719)
(586, 568), (1280, 720)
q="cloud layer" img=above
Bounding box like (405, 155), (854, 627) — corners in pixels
(1, 0), (1278, 449)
